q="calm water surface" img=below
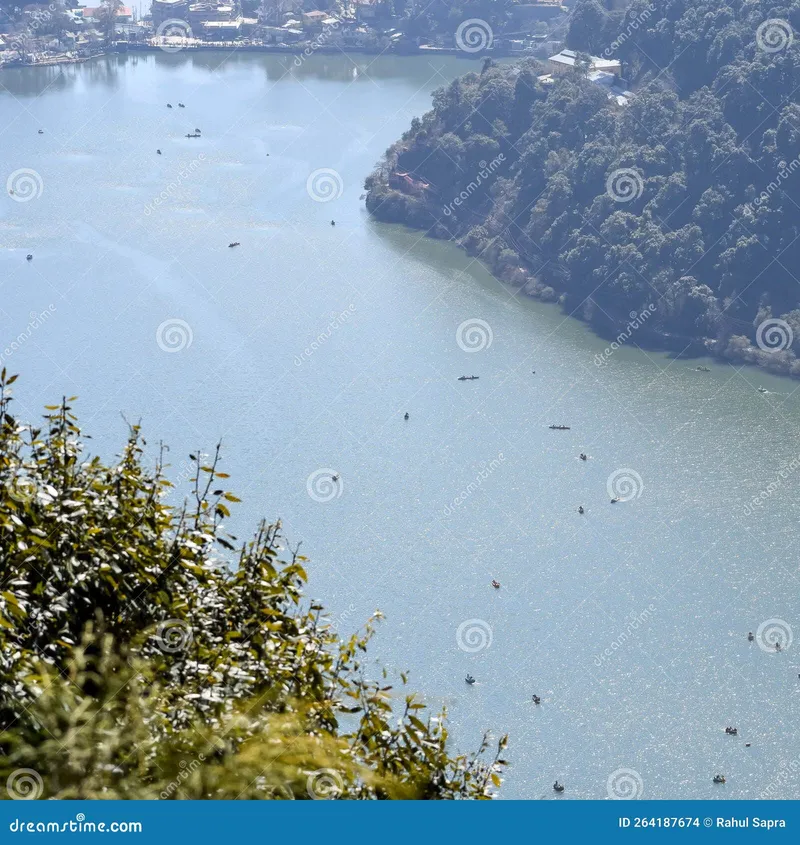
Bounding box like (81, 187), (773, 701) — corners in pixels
(2, 52), (799, 800)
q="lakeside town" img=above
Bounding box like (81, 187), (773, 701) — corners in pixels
(0, 0), (573, 66)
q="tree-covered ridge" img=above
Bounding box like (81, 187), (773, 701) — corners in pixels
(366, 0), (800, 376)
(0, 372), (506, 799)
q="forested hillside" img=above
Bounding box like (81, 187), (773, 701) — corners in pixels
(366, 0), (800, 375)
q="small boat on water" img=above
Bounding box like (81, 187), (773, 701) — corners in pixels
(725, 727), (738, 736)
(610, 497), (620, 504)
(696, 366), (711, 372)
(579, 453), (587, 461)
(758, 387), (768, 394)
(553, 781), (564, 793)
(167, 103), (172, 108)
(186, 133), (201, 138)
(532, 694), (541, 705)
(195, 128), (201, 133)
(156, 149), (162, 154)
(178, 103), (185, 108)
(228, 242), (240, 248)
(26, 254), (33, 261)
(458, 375), (479, 381)
(549, 425), (570, 430)
(713, 774), (726, 784)
(491, 580), (500, 589)
(465, 674), (476, 685)
(748, 632), (755, 642)
(37, 129), (43, 134)
(578, 506), (584, 514)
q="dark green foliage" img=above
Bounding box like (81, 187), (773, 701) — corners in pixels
(0, 373), (506, 799)
(367, 1), (800, 375)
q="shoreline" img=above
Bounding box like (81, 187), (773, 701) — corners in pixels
(366, 188), (799, 379)
(0, 43), (517, 72)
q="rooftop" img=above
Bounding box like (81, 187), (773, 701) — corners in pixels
(548, 49), (620, 71)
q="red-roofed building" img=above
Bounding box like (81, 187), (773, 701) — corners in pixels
(81, 6), (133, 22)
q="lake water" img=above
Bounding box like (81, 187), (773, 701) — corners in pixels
(2, 51), (799, 800)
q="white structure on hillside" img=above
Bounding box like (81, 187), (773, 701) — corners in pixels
(547, 49), (621, 76)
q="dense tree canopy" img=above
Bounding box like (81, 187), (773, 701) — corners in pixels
(0, 372), (506, 799)
(367, 0), (800, 375)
